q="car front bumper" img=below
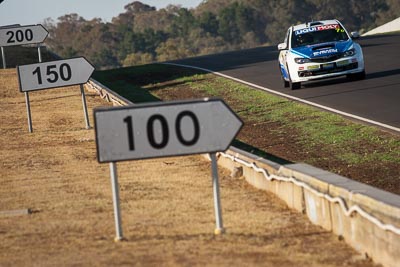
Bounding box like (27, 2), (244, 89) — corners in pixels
(289, 56), (365, 83)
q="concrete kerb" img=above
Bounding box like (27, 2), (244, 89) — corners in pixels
(277, 163), (400, 267)
(87, 77), (400, 267)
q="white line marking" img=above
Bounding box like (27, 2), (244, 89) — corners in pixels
(162, 62), (400, 133)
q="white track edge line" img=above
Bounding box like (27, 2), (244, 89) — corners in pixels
(162, 62), (400, 133)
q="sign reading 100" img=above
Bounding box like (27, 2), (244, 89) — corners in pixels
(94, 99), (243, 163)
(123, 111), (200, 151)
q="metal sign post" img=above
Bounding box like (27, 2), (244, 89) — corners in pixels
(23, 43), (43, 132)
(16, 57), (95, 132)
(210, 153), (224, 234)
(1, 46), (5, 69)
(94, 98), (243, 240)
(37, 44), (42, 63)
(24, 91), (33, 133)
(80, 84), (91, 129)
(110, 162), (124, 241)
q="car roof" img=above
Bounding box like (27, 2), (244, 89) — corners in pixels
(292, 19), (340, 31)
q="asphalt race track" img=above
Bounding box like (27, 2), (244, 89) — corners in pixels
(171, 34), (400, 131)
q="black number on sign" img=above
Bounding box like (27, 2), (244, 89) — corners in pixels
(46, 65), (58, 83)
(60, 63), (72, 81)
(123, 116), (135, 151)
(25, 29), (33, 41)
(16, 30), (23, 42)
(32, 63), (72, 85)
(6, 31), (14, 43)
(147, 114), (169, 149)
(175, 111), (200, 146)
(123, 111), (200, 152)
(32, 67), (42, 84)
(6, 29), (34, 43)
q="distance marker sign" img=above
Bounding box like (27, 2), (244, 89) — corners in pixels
(0, 24), (48, 47)
(94, 98), (243, 163)
(17, 57), (95, 92)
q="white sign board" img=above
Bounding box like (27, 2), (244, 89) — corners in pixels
(0, 24), (48, 47)
(17, 57), (95, 92)
(94, 98), (243, 163)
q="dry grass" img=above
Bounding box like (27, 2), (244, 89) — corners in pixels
(0, 69), (377, 266)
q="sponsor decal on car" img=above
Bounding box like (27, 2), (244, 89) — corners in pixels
(295, 24), (340, 35)
(313, 48), (338, 57)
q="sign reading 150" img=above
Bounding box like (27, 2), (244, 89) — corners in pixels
(32, 63), (72, 85)
(123, 111), (200, 151)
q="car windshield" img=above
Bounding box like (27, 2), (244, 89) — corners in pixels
(291, 24), (349, 48)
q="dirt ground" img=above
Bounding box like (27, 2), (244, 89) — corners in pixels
(0, 69), (378, 266)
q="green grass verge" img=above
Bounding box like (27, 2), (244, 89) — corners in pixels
(93, 64), (400, 168)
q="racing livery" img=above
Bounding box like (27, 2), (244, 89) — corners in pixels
(278, 20), (365, 90)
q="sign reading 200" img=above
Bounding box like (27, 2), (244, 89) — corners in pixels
(6, 29), (33, 44)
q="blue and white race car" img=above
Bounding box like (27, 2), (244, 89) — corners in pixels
(278, 19), (365, 90)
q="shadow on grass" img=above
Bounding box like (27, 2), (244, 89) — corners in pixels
(1, 46), (57, 68)
(92, 64), (206, 103)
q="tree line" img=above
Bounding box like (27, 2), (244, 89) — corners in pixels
(44, 0), (400, 69)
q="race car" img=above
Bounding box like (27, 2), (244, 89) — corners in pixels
(278, 19), (365, 90)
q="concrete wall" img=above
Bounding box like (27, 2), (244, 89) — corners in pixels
(217, 147), (400, 267)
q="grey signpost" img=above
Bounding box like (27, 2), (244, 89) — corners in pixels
(94, 98), (243, 241)
(17, 57), (95, 132)
(0, 24), (48, 69)
(1, 46), (5, 69)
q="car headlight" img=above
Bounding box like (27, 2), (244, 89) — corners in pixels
(294, 58), (311, 64)
(344, 48), (356, 57)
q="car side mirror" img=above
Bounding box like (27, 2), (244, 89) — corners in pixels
(278, 43), (287, 50)
(351, 31), (360, 39)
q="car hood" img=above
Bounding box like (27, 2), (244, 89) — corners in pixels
(290, 39), (353, 59)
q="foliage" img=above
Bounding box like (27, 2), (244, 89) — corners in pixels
(45, 0), (400, 69)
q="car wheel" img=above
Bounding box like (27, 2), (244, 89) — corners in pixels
(285, 63), (300, 90)
(282, 77), (290, 88)
(279, 64), (290, 88)
(290, 81), (301, 90)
